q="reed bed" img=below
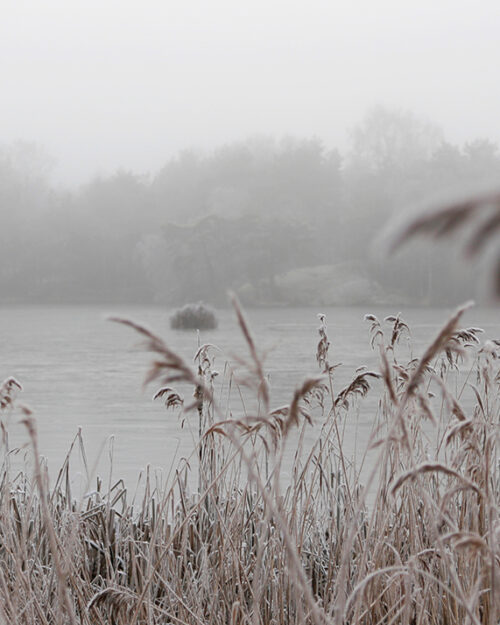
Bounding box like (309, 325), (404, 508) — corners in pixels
(0, 300), (498, 624)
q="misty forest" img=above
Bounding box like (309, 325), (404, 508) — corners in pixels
(3, 106), (499, 308)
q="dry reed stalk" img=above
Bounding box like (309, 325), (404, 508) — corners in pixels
(21, 414), (78, 625)
(229, 293), (270, 414)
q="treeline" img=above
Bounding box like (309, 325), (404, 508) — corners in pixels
(2, 107), (499, 306)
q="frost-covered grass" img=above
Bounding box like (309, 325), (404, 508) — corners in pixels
(0, 301), (498, 624)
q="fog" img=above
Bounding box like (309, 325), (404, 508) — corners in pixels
(2, 1), (500, 307)
(2, 1), (500, 185)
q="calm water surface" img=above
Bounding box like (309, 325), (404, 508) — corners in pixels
(0, 305), (498, 489)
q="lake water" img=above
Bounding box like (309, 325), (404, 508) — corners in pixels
(1, 304), (498, 491)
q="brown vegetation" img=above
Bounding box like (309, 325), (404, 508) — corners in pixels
(0, 299), (499, 624)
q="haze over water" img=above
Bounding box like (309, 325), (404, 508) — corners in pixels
(2, 304), (498, 489)
(2, 0), (500, 489)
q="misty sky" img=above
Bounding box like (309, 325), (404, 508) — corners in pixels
(2, 0), (500, 186)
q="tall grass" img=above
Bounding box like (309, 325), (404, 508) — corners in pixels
(0, 300), (499, 624)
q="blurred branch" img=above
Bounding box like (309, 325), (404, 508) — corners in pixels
(392, 190), (500, 296)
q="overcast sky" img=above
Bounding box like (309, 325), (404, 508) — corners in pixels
(2, 0), (500, 186)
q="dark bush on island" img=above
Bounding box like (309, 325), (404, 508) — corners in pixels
(170, 303), (218, 330)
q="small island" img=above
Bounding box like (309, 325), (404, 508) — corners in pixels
(170, 302), (218, 330)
